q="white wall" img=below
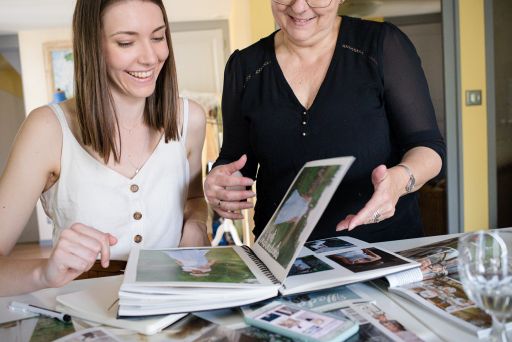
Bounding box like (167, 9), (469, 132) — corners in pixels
(165, 0), (231, 22)
(0, 0), (232, 34)
(18, 28), (71, 113)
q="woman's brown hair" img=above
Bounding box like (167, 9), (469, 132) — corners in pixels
(72, 0), (179, 163)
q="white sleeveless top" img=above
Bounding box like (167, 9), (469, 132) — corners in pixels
(41, 99), (190, 260)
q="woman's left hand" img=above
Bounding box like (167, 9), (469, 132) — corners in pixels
(336, 164), (404, 231)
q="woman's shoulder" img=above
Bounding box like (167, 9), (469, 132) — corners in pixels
(341, 16), (406, 58)
(185, 99), (206, 129)
(180, 98), (205, 141)
(24, 104), (61, 136)
(341, 16), (387, 43)
(11, 104), (63, 174)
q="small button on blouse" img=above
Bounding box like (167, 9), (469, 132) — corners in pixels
(134, 234), (143, 243)
(133, 212), (142, 220)
(130, 184), (139, 193)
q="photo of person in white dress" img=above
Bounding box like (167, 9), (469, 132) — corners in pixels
(165, 250), (215, 277)
(274, 190), (312, 225)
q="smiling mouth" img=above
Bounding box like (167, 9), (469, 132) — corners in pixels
(126, 70), (154, 79)
(290, 16), (315, 24)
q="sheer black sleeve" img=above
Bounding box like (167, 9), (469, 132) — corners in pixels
(213, 50), (259, 179)
(380, 23), (446, 167)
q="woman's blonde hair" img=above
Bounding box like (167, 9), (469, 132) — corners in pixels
(72, 0), (179, 163)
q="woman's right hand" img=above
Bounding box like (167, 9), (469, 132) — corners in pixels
(204, 155), (255, 220)
(40, 223), (117, 288)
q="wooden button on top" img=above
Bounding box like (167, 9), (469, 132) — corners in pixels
(134, 234), (143, 243)
(130, 184), (139, 193)
(133, 212), (142, 220)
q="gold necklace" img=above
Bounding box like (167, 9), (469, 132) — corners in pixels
(123, 129), (149, 177)
(119, 113), (144, 134)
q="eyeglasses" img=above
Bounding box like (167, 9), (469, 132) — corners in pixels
(272, 0), (334, 9)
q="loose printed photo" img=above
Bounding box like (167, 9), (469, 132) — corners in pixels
(288, 255), (333, 276)
(327, 248), (409, 273)
(53, 327), (122, 342)
(255, 304), (348, 338)
(305, 237), (355, 254)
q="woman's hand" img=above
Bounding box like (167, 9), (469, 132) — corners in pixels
(204, 155), (256, 220)
(336, 164), (405, 231)
(40, 223), (117, 288)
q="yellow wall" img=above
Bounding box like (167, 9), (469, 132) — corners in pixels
(230, 0), (274, 51)
(230, 0), (252, 51)
(459, 0), (489, 231)
(249, 0), (275, 42)
(0, 54), (22, 98)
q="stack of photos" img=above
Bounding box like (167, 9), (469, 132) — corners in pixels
(389, 237), (494, 333)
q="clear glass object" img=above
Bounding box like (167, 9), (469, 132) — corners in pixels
(458, 230), (512, 341)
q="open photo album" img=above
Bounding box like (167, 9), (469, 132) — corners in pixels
(116, 156), (419, 316)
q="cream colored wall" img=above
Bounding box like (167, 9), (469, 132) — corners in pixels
(18, 28), (71, 113)
(458, 0), (489, 231)
(229, 0), (274, 52)
(230, 0), (252, 51)
(164, 0), (231, 22)
(249, 0), (275, 43)
(18, 28), (72, 241)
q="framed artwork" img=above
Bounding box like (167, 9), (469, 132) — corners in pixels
(43, 40), (74, 101)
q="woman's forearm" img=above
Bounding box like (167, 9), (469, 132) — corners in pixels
(0, 258), (47, 296)
(180, 197), (210, 247)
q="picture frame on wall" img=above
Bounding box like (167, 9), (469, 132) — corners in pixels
(43, 40), (74, 102)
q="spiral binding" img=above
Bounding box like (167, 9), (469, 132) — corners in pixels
(241, 245), (280, 285)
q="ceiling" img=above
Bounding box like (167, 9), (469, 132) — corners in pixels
(0, 0), (441, 36)
(0, 0), (233, 35)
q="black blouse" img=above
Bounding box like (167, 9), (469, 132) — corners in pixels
(215, 16), (445, 243)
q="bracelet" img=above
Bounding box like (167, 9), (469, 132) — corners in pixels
(397, 163), (416, 194)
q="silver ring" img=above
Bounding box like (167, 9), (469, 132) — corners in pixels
(372, 210), (381, 223)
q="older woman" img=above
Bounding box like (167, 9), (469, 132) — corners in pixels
(204, 0), (445, 243)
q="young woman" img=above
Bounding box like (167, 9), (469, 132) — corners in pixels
(0, 0), (209, 296)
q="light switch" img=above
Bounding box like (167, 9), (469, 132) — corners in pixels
(465, 90), (482, 106)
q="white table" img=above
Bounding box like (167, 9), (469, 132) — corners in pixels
(1, 232), (507, 341)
